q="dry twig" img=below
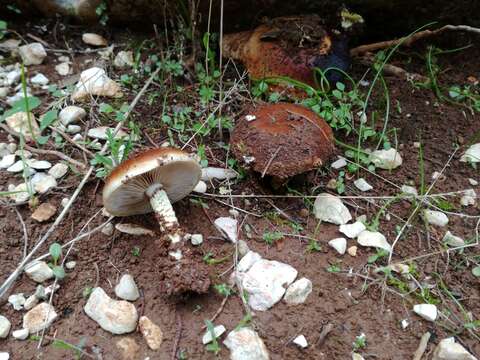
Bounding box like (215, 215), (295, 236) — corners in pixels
(412, 332), (431, 360)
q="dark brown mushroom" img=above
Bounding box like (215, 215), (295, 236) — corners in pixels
(230, 103), (335, 182)
(222, 15), (351, 88)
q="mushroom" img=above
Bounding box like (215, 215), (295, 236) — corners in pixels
(222, 15), (351, 89)
(103, 148), (211, 295)
(230, 102), (335, 184)
(103, 148), (201, 233)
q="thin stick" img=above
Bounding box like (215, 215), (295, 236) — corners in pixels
(350, 24), (480, 57)
(0, 123), (87, 170)
(0, 68), (160, 299)
(14, 207), (28, 259)
(261, 146), (281, 178)
(412, 332), (431, 360)
(49, 126), (95, 158)
(201, 295), (229, 330)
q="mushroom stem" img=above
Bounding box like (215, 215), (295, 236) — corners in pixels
(147, 185), (179, 231)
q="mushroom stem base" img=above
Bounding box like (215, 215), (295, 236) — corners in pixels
(149, 188), (179, 231)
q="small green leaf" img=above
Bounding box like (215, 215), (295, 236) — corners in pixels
(99, 103), (114, 113)
(40, 110), (58, 130)
(49, 242), (62, 262)
(472, 266), (480, 277)
(0, 21), (7, 30)
(52, 266), (65, 280)
(36, 135), (50, 145)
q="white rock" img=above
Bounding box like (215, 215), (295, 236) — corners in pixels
(284, 277), (312, 305)
(293, 335), (308, 348)
(12, 328), (29, 340)
(23, 295), (39, 310)
(65, 261), (76, 270)
(88, 126), (128, 140)
(0, 154), (15, 169)
(30, 160), (52, 170)
(7, 143), (17, 153)
(214, 217), (238, 243)
(114, 51), (134, 68)
(59, 106), (87, 126)
(14, 320), (31, 336)
(115, 223), (154, 236)
(6, 69), (21, 86)
(357, 230), (391, 252)
(8, 294), (25, 310)
(352, 354), (365, 360)
(442, 231), (465, 247)
(115, 274), (140, 301)
(401, 185), (418, 197)
(468, 178), (478, 186)
(48, 163), (68, 179)
(460, 143), (480, 163)
(23, 303), (58, 333)
(354, 178), (373, 192)
(0, 316), (11, 338)
(138, 316), (163, 350)
(18, 43), (47, 65)
(7, 160), (29, 173)
(460, 189), (476, 207)
(60, 197), (69, 207)
(0, 39), (20, 52)
(237, 251), (262, 273)
(30, 73), (49, 86)
(0, 87), (8, 98)
(331, 157), (347, 169)
(55, 62), (70, 76)
(339, 222), (366, 239)
(202, 324), (226, 344)
(8, 183), (32, 204)
(401, 319), (409, 329)
(369, 148), (403, 170)
(72, 67), (122, 101)
(432, 337), (477, 360)
(14, 149), (30, 158)
(24, 261), (54, 283)
(424, 210), (449, 227)
(0, 353), (8, 360)
(190, 234), (203, 246)
(5, 112), (40, 140)
(413, 303), (438, 322)
(224, 328), (269, 360)
(242, 259), (297, 311)
(82, 33), (108, 47)
(67, 124), (82, 134)
(238, 240), (250, 258)
(201, 167), (237, 181)
(169, 249), (183, 261)
(44, 284), (60, 297)
(84, 287), (138, 334)
(390, 264), (410, 274)
(193, 180), (207, 193)
(328, 238), (347, 255)
(313, 193), (352, 225)
(30, 173), (57, 194)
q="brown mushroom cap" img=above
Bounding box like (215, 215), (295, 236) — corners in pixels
(103, 148), (201, 216)
(222, 15), (334, 88)
(230, 103), (335, 179)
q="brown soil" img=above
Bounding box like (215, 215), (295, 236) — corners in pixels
(0, 19), (479, 360)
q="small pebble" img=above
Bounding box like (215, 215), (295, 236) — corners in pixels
(190, 234), (203, 246)
(293, 335), (308, 348)
(66, 261), (77, 270)
(12, 328), (29, 340)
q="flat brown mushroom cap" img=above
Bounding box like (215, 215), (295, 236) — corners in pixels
(230, 103), (335, 179)
(103, 148), (201, 216)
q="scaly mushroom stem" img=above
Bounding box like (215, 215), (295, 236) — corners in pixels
(146, 184), (179, 232)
